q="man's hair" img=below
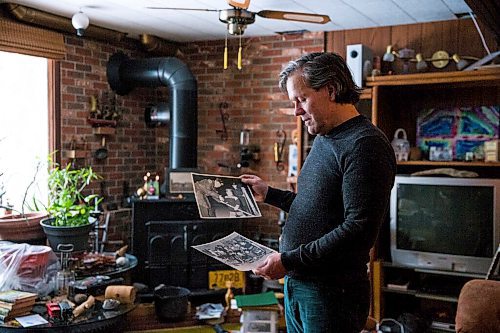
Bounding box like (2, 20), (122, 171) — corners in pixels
(279, 52), (361, 104)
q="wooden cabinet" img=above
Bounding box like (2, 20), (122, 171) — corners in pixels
(295, 69), (500, 175)
(366, 68), (500, 176)
(378, 262), (484, 332)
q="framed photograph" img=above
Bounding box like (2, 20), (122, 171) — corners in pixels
(167, 168), (197, 194)
(191, 173), (262, 219)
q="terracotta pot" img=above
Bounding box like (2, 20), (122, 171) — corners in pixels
(0, 211), (48, 244)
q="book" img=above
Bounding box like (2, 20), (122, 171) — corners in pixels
(0, 306), (32, 318)
(235, 291), (278, 308)
(0, 290), (37, 304)
(0, 298), (36, 310)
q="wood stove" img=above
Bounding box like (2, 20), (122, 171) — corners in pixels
(131, 199), (242, 291)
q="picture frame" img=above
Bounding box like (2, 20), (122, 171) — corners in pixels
(167, 168), (197, 194)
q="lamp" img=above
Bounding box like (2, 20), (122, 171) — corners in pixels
(382, 45), (395, 62)
(72, 11), (89, 37)
(415, 53), (428, 72)
(237, 129), (260, 168)
(381, 45), (479, 73)
(452, 54), (470, 71)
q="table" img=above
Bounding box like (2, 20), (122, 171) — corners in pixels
(0, 299), (137, 333)
(74, 253), (138, 280)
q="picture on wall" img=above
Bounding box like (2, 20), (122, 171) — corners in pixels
(416, 105), (499, 160)
(191, 173), (261, 219)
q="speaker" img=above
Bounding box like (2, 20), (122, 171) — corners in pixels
(346, 44), (373, 88)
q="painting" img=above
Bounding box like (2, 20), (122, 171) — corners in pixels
(416, 106), (499, 160)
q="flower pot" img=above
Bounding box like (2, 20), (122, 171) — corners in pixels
(0, 211), (48, 244)
(40, 217), (95, 253)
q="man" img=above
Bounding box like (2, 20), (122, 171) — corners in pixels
(241, 52), (396, 333)
(194, 178), (224, 217)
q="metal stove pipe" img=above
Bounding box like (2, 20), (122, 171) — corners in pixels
(106, 52), (197, 169)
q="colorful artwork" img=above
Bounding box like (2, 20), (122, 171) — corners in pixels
(417, 106), (499, 160)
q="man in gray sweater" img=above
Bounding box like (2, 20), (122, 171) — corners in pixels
(241, 52), (396, 333)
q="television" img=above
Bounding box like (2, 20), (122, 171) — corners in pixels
(390, 175), (500, 275)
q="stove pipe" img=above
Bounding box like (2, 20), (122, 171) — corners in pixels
(106, 52), (197, 169)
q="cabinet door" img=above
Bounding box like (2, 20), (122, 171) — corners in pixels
(147, 221), (189, 265)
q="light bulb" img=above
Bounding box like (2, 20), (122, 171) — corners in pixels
(452, 54), (469, 71)
(383, 45), (395, 62)
(415, 53), (428, 72)
(72, 11), (89, 37)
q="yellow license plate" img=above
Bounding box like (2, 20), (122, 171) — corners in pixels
(209, 270), (245, 290)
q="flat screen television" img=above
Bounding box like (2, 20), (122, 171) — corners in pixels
(390, 175), (500, 275)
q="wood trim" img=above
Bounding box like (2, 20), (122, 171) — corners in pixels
(0, 18), (65, 59)
(48, 60), (61, 164)
(296, 117), (303, 176)
(370, 86), (378, 126)
(366, 68), (500, 86)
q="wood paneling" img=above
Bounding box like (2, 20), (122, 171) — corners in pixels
(326, 19), (499, 75)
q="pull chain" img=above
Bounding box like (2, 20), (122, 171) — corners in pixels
(237, 29), (242, 70)
(224, 29), (228, 70)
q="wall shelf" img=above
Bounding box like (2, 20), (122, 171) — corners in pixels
(398, 160), (500, 167)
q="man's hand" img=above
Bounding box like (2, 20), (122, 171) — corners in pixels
(253, 252), (286, 280)
(240, 174), (269, 202)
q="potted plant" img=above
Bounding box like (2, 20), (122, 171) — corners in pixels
(40, 161), (102, 252)
(0, 161), (48, 244)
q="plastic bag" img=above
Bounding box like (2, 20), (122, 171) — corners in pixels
(0, 241), (59, 296)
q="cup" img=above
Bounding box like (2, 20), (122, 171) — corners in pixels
(56, 270), (76, 296)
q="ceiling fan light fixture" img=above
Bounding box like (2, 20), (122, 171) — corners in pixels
(219, 9), (255, 35)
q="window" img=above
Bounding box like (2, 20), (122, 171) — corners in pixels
(0, 51), (49, 213)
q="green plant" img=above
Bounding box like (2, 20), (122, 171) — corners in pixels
(46, 161), (102, 227)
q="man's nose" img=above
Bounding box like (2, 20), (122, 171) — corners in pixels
(294, 105), (304, 116)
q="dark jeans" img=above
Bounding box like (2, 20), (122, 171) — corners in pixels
(284, 276), (370, 333)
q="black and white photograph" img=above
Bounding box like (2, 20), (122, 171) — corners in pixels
(192, 232), (276, 271)
(191, 173), (261, 219)
(168, 169), (196, 194)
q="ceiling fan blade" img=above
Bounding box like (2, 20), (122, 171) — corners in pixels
(227, 0), (250, 10)
(147, 7), (218, 12)
(257, 10), (330, 24)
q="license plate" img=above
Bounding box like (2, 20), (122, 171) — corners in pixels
(209, 270), (245, 290)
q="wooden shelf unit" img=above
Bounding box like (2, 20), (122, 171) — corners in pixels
(366, 68), (500, 170)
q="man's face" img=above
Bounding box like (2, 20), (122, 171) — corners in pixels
(286, 73), (333, 136)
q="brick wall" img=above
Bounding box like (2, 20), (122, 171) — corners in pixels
(58, 31), (324, 244)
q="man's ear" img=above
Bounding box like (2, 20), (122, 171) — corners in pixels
(327, 85), (335, 101)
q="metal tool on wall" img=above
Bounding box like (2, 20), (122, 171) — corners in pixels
(274, 130), (287, 171)
(94, 136), (108, 160)
(216, 102), (229, 141)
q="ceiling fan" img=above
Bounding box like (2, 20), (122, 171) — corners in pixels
(148, 0), (331, 36)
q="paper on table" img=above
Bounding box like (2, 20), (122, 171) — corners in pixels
(192, 232), (277, 271)
(15, 314), (48, 327)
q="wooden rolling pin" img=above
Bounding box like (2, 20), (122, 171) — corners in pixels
(73, 295), (95, 317)
(105, 285), (136, 304)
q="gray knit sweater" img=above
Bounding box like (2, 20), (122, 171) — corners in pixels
(265, 115), (396, 282)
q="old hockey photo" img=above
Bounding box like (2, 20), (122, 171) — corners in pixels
(192, 232), (276, 271)
(191, 173), (261, 219)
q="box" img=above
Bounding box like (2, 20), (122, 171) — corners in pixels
(484, 140), (499, 162)
(240, 310), (278, 333)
